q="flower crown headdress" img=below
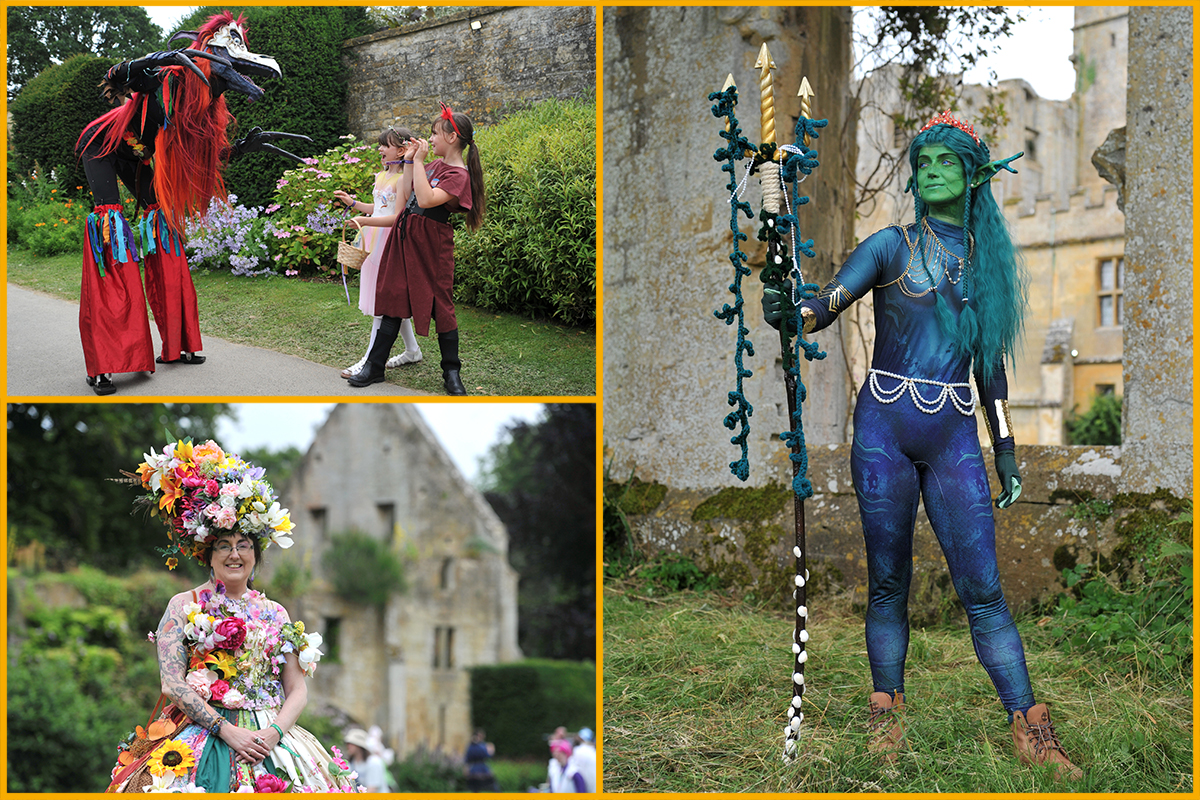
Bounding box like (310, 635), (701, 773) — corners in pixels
(117, 438), (296, 569)
(919, 110), (981, 146)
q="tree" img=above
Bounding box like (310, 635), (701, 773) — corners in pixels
(7, 403), (231, 571)
(480, 404), (596, 660)
(850, 7), (1025, 219)
(7, 6), (163, 100)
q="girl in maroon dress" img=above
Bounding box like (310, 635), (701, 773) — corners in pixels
(346, 103), (486, 395)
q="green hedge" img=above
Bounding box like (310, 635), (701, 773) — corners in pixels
(9, 53), (116, 198)
(469, 659), (596, 758)
(454, 97), (597, 327)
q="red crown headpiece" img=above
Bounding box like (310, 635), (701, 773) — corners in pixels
(919, 110), (981, 146)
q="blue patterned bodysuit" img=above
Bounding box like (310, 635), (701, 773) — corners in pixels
(801, 216), (1034, 714)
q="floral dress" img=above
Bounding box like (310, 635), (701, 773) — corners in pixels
(356, 171), (402, 317)
(107, 584), (361, 793)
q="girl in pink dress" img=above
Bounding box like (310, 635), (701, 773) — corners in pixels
(333, 126), (423, 378)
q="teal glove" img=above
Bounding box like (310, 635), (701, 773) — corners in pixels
(994, 450), (1022, 509)
(761, 279), (797, 333)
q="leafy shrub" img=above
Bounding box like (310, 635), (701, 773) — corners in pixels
(19, 199), (91, 256)
(321, 529), (407, 606)
(453, 96), (596, 326)
(9, 53), (115, 199)
(267, 138), (380, 275)
(470, 659), (595, 758)
(1065, 392), (1122, 445)
(1048, 499), (1192, 679)
(642, 553), (722, 593)
(388, 745), (466, 792)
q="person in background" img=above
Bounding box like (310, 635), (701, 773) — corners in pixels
(547, 739), (587, 793)
(463, 727), (498, 792)
(571, 728), (596, 792)
(343, 728), (388, 792)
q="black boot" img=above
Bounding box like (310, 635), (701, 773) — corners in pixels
(86, 373), (116, 396)
(349, 316), (400, 388)
(438, 329), (466, 395)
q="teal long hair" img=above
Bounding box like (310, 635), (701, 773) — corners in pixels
(909, 125), (1028, 378)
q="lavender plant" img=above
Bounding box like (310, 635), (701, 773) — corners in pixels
(184, 195), (279, 277)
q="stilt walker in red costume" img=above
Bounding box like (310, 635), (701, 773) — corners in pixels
(75, 11), (310, 395)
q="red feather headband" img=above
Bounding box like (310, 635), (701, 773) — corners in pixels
(439, 101), (471, 144)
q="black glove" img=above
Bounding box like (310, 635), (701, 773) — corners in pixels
(230, 127), (313, 163)
(762, 279), (797, 333)
(106, 48), (231, 93)
(994, 449), (1022, 509)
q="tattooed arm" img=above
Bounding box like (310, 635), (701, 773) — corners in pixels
(156, 591), (272, 764)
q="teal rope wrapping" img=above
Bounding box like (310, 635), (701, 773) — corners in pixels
(709, 85), (757, 481)
(778, 116), (830, 499)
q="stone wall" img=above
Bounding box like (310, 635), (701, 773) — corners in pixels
(267, 404), (522, 757)
(342, 6), (595, 140)
(1120, 7), (1193, 495)
(603, 6), (857, 490)
(617, 443), (1127, 610)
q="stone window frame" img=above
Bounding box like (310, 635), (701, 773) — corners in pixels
(1097, 255), (1124, 328)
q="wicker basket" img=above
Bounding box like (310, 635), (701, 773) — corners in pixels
(337, 223), (368, 271)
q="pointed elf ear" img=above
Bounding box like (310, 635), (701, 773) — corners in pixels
(904, 176), (915, 194)
(971, 151), (1025, 188)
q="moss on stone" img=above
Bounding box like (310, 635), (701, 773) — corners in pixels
(692, 483), (791, 522)
(605, 477), (668, 516)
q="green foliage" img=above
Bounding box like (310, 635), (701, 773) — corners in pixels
(470, 660), (596, 758)
(602, 469), (642, 573)
(640, 553), (721, 593)
(238, 444), (305, 495)
(692, 483), (791, 522)
(9, 53), (116, 195)
(269, 135), (383, 276)
(182, 6), (376, 207)
(1049, 498), (1192, 680)
(490, 759), (550, 792)
(480, 405), (595, 660)
(453, 96), (597, 326)
(388, 746), (466, 792)
(321, 530), (407, 606)
(7, 6), (163, 100)
(8, 568), (169, 792)
(1065, 392), (1123, 445)
(10, 197), (90, 257)
(6, 403), (230, 571)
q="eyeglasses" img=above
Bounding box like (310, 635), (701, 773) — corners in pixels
(214, 542), (253, 555)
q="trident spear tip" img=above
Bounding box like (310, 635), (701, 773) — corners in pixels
(797, 76), (815, 100)
(753, 42), (776, 70)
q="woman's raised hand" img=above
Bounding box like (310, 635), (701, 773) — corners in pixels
(220, 722), (274, 765)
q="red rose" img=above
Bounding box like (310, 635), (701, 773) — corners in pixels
(205, 480), (220, 497)
(214, 616), (247, 651)
(254, 774), (288, 793)
(210, 679), (230, 703)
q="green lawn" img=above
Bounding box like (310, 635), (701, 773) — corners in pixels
(7, 247), (596, 397)
(602, 576), (1193, 793)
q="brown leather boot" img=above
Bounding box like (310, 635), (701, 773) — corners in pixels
(867, 691), (906, 761)
(1011, 703), (1083, 781)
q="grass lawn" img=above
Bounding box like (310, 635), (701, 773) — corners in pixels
(7, 247), (596, 397)
(602, 575), (1193, 793)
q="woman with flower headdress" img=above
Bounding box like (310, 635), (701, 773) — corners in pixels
(332, 124), (426, 379)
(106, 439), (361, 793)
(346, 102), (487, 395)
(764, 112), (1082, 780)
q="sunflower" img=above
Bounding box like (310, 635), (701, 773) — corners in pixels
(147, 739), (196, 778)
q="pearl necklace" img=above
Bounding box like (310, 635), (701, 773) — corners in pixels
(868, 368), (976, 416)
